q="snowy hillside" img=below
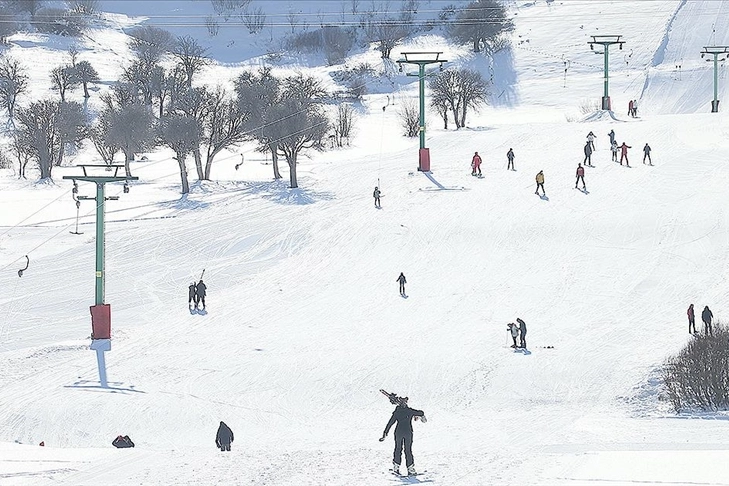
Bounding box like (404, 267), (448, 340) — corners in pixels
(2, 1), (729, 485)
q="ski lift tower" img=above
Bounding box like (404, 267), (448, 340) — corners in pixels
(62, 165), (137, 388)
(701, 46), (729, 112)
(588, 35), (624, 111)
(396, 52), (448, 172)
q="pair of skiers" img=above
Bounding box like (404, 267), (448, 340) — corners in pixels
(687, 304), (714, 335)
(508, 318), (527, 348)
(628, 99), (638, 117)
(471, 152), (482, 176)
(380, 396), (426, 476)
(216, 421), (234, 451)
(188, 279), (207, 310)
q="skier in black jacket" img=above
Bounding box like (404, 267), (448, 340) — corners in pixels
(516, 318), (527, 348)
(701, 306), (713, 336)
(196, 279), (207, 310)
(216, 421), (234, 451)
(397, 273), (407, 296)
(188, 282), (197, 308)
(379, 398), (425, 476)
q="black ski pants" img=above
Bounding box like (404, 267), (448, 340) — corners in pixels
(219, 442), (231, 451)
(576, 175), (585, 188)
(198, 295), (206, 309)
(583, 154), (591, 165)
(519, 330), (527, 348)
(507, 158), (514, 170)
(704, 320), (713, 336)
(393, 432), (414, 467)
(688, 317), (696, 333)
(643, 153), (651, 164)
(535, 182), (545, 195)
(399, 282), (406, 295)
(374, 196), (380, 207)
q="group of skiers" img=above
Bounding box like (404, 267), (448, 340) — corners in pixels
(687, 304), (714, 335)
(187, 279), (208, 310)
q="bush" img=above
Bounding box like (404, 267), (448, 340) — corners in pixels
(398, 100), (419, 137)
(34, 7), (85, 37)
(579, 98), (601, 115)
(664, 325), (729, 412)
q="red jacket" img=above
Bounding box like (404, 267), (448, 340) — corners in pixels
(620, 143), (631, 155)
(472, 154), (482, 167)
(687, 306), (694, 320)
(576, 166), (585, 176)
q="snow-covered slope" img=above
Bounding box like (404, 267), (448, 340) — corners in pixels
(2, 1), (729, 485)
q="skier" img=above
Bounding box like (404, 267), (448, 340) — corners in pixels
(535, 170), (545, 196)
(632, 99), (638, 117)
(619, 142), (631, 167)
(575, 163), (586, 190)
(188, 282), (197, 308)
(608, 129), (615, 145)
(586, 131), (596, 151)
(628, 99), (634, 117)
(397, 272), (407, 296)
(196, 279), (207, 310)
(379, 396), (426, 476)
(506, 148), (515, 171)
(373, 186), (381, 208)
(583, 141), (593, 167)
(610, 140), (619, 162)
(701, 305), (713, 336)
(216, 421), (234, 451)
(643, 143), (652, 165)
(687, 303), (696, 334)
(507, 322), (519, 348)
(516, 317), (527, 349)
(471, 152), (482, 176)
(112, 435), (135, 448)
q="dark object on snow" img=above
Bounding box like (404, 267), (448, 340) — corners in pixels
(373, 186), (381, 208)
(216, 421), (234, 451)
(702, 306), (713, 336)
(535, 171), (545, 196)
(380, 389), (408, 406)
(188, 282), (197, 307)
(380, 399), (425, 474)
(507, 323), (519, 348)
(643, 143), (652, 165)
(397, 273), (407, 295)
(516, 318), (527, 349)
(112, 435), (134, 448)
(39, 441), (44, 446)
(506, 148), (515, 170)
(18, 255), (29, 277)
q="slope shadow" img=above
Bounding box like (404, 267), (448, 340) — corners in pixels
(420, 171), (465, 191)
(539, 194), (550, 201)
(65, 380), (146, 394)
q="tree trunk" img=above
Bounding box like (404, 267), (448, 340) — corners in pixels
(124, 150), (133, 178)
(460, 103), (467, 128)
(204, 146), (222, 180)
(441, 110), (448, 129)
(473, 39), (480, 53)
(83, 81), (90, 98)
(287, 153), (298, 188)
(177, 153), (190, 194)
(56, 142), (65, 166)
(269, 144), (282, 179)
(193, 148), (204, 180)
(39, 152), (52, 179)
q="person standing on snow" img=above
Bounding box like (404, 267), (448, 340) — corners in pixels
(583, 141), (593, 167)
(586, 131), (596, 151)
(643, 143), (652, 165)
(379, 396), (426, 476)
(575, 163), (586, 190)
(373, 186), (382, 208)
(516, 318), (527, 349)
(701, 306), (713, 336)
(611, 140), (619, 162)
(397, 272), (407, 296)
(507, 322), (520, 348)
(687, 304), (697, 334)
(608, 129), (615, 146)
(196, 279), (207, 310)
(506, 148), (515, 171)
(471, 152), (482, 176)
(628, 100), (634, 117)
(619, 142), (632, 167)
(215, 421), (234, 451)
(535, 170), (546, 196)
(632, 100), (638, 117)
(188, 282), (197, 308)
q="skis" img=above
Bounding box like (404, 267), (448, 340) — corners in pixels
(389, 469), (427, 478)
(380, 389), (407, 406)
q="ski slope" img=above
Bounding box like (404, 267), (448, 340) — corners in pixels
(2, 1), (729, 485)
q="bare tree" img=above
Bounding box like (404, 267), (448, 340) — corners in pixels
(151, 65), (185, 119)
(333, 103), (355, 147)
(167, 85), (210, 179)
(121, 59), (157, 105)
(67, 44), (79, 66)
(90, 111), (120, 165)
(9, 133), (33, 179)
(241, 6), (265, 34)
(428, 68), (488, 129)
(0, 56), (28, 119)
(101, 101), (156, 177)
(360, 3), (408, 59)
(398, 99), (419, 137)
(171, 35), (211, 88)
(234, 67), (283, 179)
(447, 0), (514, 54)
(50, 65), (80, 102)
(158, 114), (201, 194)
(201, 87), (250, 179)
(14, 100), (88, 179)
(74, 60), (99, 98)
(70, 0), (99, 14)
(128, 25), (175, 63)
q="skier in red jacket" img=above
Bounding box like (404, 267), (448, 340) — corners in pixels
(575, 163), (586, 190)
(687, 304), (696, 334)
(471, 152), (482, 176)
(619, 143), (631, 167)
